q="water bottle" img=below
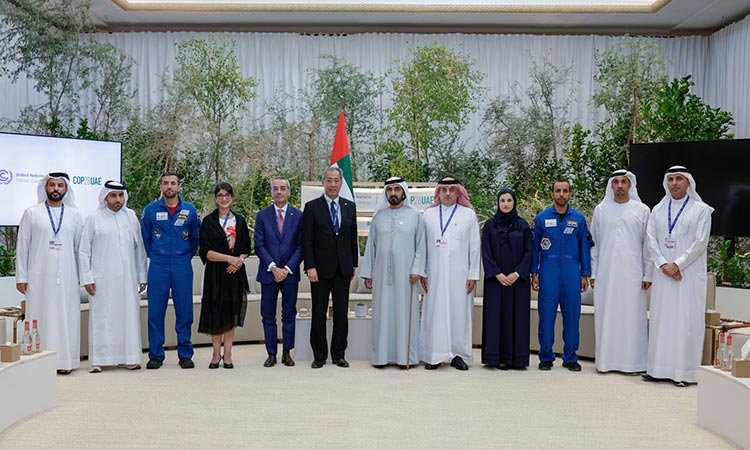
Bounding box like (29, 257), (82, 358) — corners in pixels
(21, 321), (33, 355)
(715, 332), (725, 368)
(723, 334), (733, 371)
(31, 319), (41, 353)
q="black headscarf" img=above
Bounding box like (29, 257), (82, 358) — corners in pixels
(489, 188), (519, 245)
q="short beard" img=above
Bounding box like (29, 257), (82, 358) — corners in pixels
(388, 195), (405, 206)
(46, 191), (64, 202)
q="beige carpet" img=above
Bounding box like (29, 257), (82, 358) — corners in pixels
(0, 344), (738, 450)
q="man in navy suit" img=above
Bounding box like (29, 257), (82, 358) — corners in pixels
(255, 178), (303, 367)
(302, 167), (358, 369)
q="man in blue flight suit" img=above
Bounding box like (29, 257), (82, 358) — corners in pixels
(531, 181), (591, 372)
(141, 171), (201, 369)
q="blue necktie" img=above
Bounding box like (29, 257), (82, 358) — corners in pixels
(330, 201), (339, 233)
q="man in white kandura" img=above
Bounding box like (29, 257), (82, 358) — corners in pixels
(419, 177), (481, 371)
(644, 165), (713, 387)
(79, 181), (148, 373)
(15, 172), (84, 374)
(361, 177), (426, 369)
(590, 170), (653, 374)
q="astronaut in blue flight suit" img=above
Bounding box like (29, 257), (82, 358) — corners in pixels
(140, 172), (201, 369)
(531, 181), (591, 372)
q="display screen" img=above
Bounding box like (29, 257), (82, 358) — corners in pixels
(0, 132), (122, 226)
(630, 139), (750, 237)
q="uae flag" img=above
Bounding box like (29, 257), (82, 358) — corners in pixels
(329, 110), (354, 201)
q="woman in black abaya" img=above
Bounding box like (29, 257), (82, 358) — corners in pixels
(481, 189), (533, 370)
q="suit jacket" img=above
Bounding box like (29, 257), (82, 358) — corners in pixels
(302, 195), (358, 279)
(254, 204), (303, 284)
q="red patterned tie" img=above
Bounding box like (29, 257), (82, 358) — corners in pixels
(277, 209), (284, 235)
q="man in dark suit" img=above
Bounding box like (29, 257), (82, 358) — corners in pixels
(255, 178), (304, 367)
(302, 167), (358, 369)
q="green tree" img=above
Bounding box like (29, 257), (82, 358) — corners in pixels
(482, 59), (572, 202)
(306, 55), (380, 179)
(171, 38), (257, 184)
(637, 76), (735, 142)
(386, 43), (484, 181)
(592, 36), (666, 164)
(266, 89), (326, 181)
(0, 0), (133, 136)
(563, 123), (622, 213)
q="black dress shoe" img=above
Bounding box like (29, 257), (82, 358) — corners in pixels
(451, 356), (468, 371)
(510, 365), (527, 371)
(311, 360), (325, 369)
(538, 361), (553, 371)
(642, 374), (658, 382)
(496, 363), (510, 371)
(372, 364), (387, 369)
(562, 361), (582, 372)
(281, 350), (295, 367)
(673, 380), (688, 387)
(425, 363), (441, 370)
(179, 358), (194, 369)
(208, 361), (220, 369)
(332, 358), (349, 368)
(264, 354), (277, 367)
(146, 359), (163, 370)
(223, 361), (234, 369)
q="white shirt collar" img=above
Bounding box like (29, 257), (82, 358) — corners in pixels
(324, 194), (339, 207)
(275, 203), (288, 215)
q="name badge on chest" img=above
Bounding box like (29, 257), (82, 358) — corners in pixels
(49, 239), (63, 250)
(174, 209), (189, 227)
(544, 218), (557, 227)
(436, 239), (448, 248)
(156, 212), (168, 221)
(664, 236), (676, 248)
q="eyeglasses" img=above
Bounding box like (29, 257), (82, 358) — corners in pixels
(216, 194), (232, 199)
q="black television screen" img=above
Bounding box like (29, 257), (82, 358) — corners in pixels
(630, 139), (750, 237)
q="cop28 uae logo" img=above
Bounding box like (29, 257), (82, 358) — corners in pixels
(0, 169), (12, 184)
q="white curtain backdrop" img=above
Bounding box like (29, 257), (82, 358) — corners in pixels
(705, 14), (750, 139)
(0, 18), (747, 146)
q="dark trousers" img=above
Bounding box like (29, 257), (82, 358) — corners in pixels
(310, 270), (350, 362)
(260, 278), (298, 355)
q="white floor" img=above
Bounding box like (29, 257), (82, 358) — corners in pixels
(0, 344), (739, 450)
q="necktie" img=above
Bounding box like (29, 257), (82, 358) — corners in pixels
(277, 209), (284, 235)
(330, 201), (339, 233)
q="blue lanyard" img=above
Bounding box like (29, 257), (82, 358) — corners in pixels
(439, 204), (458, 238)
(668, 196), (689, 236)
(221, 210), (231, 230)
(45, 202), (64, 237)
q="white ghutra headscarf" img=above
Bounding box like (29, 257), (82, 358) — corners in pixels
(97, 180), (129, 210)
(36, 172), (76, 207)
(603, 169), (642, 204)
(372, 177), (413, 217)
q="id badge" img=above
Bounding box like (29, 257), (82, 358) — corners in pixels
(49, 239), (63, 250)
(436, 239), (448, 248)
(664, 236), (676, 249)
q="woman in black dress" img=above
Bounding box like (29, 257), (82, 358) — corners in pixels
(198, 182), (251, 369)
(481, 188), (533, 370)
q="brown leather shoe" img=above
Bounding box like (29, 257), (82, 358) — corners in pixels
(281, 350), (295, 367)
(263, 354), (277, 367)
